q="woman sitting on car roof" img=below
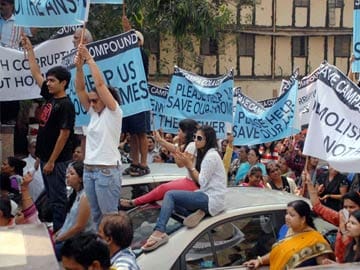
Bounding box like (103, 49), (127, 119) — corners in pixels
(120, 119), (200, 208)
(141, 125), (227, 252)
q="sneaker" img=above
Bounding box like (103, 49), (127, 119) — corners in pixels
(130, 165), (150, 177)
(183, 209), (205, 228)
(123, 164), (137, 175)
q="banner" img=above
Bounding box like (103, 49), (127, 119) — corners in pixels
(303, 63), (360, 172)
(233, 87), (265, 115)
(258, 97), (277, 109)
(353, 0), (360, 72)
(149, 83), (228, 138)
(14, 0), (89, 27)
(91, 0), (123, 3)
(296, 65), (323, 127)
(163, 67), (234, 123)
(232, 80), (299, 145)
(63, 30), (151, 127)
(0, 26), (76, 101)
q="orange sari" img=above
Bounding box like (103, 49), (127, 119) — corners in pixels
(269, 230), (333, 270)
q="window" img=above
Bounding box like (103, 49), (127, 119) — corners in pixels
(328, 0), (344, 8)
(238, 33), (254, 56)
(292, 36), (308, 57)
(294, 0), (309, 7)
(334, 36), (351, 57)
(200, 37), (218, 56)
(180, 212), (284, 269)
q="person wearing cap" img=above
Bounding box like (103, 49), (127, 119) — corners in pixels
(121, 16), (151, 177)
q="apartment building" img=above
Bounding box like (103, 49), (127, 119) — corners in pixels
(146, 0), (353, 100)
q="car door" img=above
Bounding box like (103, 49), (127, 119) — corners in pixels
(171, 210), (285, 270)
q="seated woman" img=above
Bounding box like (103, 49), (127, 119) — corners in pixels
(141, 126), (227, 252)
(54, 161), (94, 260)
(240, 166), (265, 188)
(266, 161), (298, 194)
(1, 156), (27, 203)
(243, 200), (334, 269)
(235, 148), (267, 185)
(305, 173), (360, 263)
(1, 170), (40, 225)
(120, 119), (199, 208)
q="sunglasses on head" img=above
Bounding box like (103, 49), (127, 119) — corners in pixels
(193, 135), (204, 142)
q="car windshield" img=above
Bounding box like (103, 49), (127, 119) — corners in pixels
(128, 203), (183, 255)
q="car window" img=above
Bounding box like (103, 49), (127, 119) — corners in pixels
(128, 203), (183, 252)
(174, 210), (285, 270)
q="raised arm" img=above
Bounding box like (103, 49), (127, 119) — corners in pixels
(122, 15), (132, 31)
(222, 134), (234, 174)
(78, 44), (118, 111)
(74, 48), (90, 111)
(21, 33), (44, 87)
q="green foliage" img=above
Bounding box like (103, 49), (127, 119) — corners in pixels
(125, 0), (233, 41)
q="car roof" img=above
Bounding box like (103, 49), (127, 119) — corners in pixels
(224, 187), (305, 211)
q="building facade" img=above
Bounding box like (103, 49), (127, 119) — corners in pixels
(146, 0), (353, 100)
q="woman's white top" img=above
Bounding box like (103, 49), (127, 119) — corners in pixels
(198, 148), (227, 216)
(84, 106), (122, 165)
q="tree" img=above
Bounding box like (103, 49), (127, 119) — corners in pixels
(124, 0), (233, 67)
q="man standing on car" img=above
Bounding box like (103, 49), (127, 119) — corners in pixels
(21, 34), (75, 233)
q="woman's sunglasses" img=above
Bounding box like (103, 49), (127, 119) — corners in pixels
(193, 135), (204, 142)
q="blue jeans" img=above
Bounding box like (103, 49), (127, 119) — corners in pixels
(155, 190), (209, 233)
(41, 160), (68, 232)
(54, 241), (63, 261)
(83, 165), (122, 228)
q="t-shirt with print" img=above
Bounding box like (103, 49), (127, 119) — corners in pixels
(36, 81), (75, 162)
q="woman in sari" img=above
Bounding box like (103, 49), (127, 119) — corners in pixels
(243, 200), (333, 269)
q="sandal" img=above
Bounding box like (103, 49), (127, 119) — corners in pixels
(142, 233), (169, 252)
(130, 165), (150, 177)
(123, 164), (137, 175)
(120, 199), (135, 208)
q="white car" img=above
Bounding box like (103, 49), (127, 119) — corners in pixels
(128, 187), (337, 270)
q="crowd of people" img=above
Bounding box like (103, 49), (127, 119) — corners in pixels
(1, 0), (360, 269)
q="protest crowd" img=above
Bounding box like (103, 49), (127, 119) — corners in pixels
(1, 0), (360, 269)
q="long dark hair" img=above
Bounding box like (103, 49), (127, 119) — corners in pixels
(343, 191), (360, 207)
(287, 200), (315, 229)
(67, 161), (84, 213)
(345, 210), (360, 262)
(179, 119), (198, 151)
(195, 126), (218, 172)
(7, 156), (26, 176)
